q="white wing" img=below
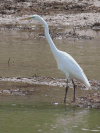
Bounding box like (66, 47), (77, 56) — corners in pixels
(55, 51), (90, 88)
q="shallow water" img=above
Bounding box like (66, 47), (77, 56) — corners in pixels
(0, 29), (100, 133)
(0, 102), (100, 133)
(0, 29), (100, 79)
(0, 81), (99, 133)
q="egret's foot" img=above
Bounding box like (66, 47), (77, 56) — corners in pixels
(64, 79), (68, 104)
(64, 98), (66, 104)
(64, 101), (67, 110)
(65, 106), (67, 111)
(72, 98), (75, 103)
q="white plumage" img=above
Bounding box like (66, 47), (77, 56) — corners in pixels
(21, 15), (90, 103)
(56, 50), (90, 88)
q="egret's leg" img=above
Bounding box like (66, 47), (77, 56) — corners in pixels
(64, 79), (68, 103)
(72, 79), (76, 101)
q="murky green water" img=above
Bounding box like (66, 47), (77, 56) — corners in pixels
(0, 29), (100, 79)
(0, 29), (100, 133)
(0, 80), (100, 133)
(0, 102), (100, 133)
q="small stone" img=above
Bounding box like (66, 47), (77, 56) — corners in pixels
(3, 90), (10, 95)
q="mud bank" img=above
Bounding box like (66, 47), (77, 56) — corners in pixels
(0, 76), (100, 108)
(0, 76), (100, 90)
(0, 0), (100, 39)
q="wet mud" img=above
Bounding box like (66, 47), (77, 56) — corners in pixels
(0, 0), (100, 39)
(0, 76), (100, 109)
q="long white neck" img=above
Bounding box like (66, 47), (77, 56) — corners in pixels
(40, 18), (59, 56)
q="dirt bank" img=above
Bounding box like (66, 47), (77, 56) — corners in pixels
(0, 76), (100, 108)
(0, 0), (100, 39)
(0, 76), (100, 90)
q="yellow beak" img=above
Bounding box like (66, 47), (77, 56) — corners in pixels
(20, 17), (31, 21)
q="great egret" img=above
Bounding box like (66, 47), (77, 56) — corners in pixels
(21, 15), (90, 103)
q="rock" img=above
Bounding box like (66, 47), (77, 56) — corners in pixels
(3, 90), (11, 95)
(11, 91), (25, 95)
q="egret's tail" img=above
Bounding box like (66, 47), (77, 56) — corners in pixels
(80, 72), (91, 90)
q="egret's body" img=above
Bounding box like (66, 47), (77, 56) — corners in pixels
(21, 15), (90, 103)
(55, 50), (90, 87)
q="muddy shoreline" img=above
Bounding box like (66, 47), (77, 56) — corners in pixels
(0, 0), (100, 39)
(0, 76), (100, 109)
(0, 76), (100, 90)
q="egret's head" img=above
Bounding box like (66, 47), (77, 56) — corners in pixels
(20, 15), (43, 21)
(20, 15), (47, 28)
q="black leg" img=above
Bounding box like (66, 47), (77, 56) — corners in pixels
(72, 79), (76, 101)
(64, 79), (68, 104)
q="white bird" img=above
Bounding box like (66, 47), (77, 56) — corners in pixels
(21, 15), (91, 103)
